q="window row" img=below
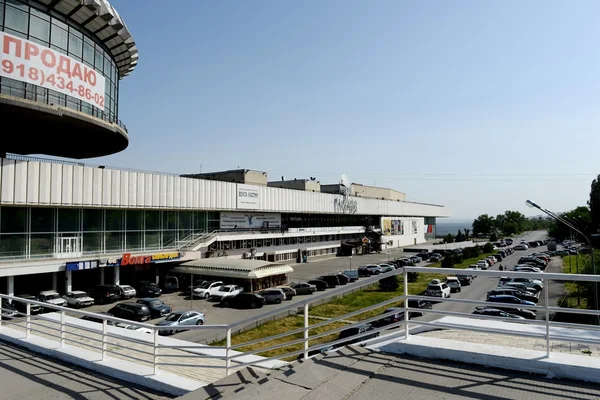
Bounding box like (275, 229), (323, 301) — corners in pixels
(0, 207), (221, 234)
(207, 233), (362, 252)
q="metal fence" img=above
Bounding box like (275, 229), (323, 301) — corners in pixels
(1, 267), (599, 380)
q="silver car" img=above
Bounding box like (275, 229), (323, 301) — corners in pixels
(257, 288), (286, 304)
(156, 311), (206, 335)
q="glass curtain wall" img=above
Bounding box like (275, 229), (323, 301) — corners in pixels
(0, 207), (212, 260)
(0, 0), (120, 123)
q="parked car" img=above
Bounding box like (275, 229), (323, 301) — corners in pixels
(373, 308), (408, 328)
(90, 285), (121, 304)
(493, 254), (503, 262)
(156, 311), (205, 335)
(136, 298), (172, 318)
(378, 264), (396, 273)
(337, 324), (379, 347)
(107, 303), (152, 322)
(37, 290), (67, 310)
(80, 312), (115, 325)
(118, 285), (137, 299)
(487, 288), (539, 304)
(193, 281), (225, 299)
(210, 285), (243, 301)
(365, 265), (383, 275)
(512, 266), (542, 273)
(63, 291), (95, 308)
(290, 282), (316, 295)
(307, 279), (328, 291)
(276, 286), (296, 300)
(13, 295), (42, 315)
(485, 256), (497, 265)
(554, 249), (569, 256)
(456, 274), (472, 286)
(161, 276), (179, 293)
(476, 260), (490, 270)
(472, 307), (526, 319)
(316, 275), (339, 288)
(497, 277), (512, 286)
(257, 288), (286, 304)
(484, 306), (536, 319)
(407, 299), (433, 316)
(425, 279), (451, 298)
(429, 253), (443, 262)
(506, 278), (543, 292)
(342, 270), (360, 281)
(486, 295), (536, 308)
(115, 322), (152, 335)
(220, 293), (265, 309)
(409, 256), (422, 264)
(416, 253), (430, 261)
(1, 299), (18, 319)
(514, 245), (527, 250)
(136, 281), (162, 297)
(445, 277), (462, 293)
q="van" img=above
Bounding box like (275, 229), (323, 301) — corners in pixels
(343, 269), (360, 280)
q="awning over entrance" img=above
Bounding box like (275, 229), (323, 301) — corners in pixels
(171, 258), (294, 280)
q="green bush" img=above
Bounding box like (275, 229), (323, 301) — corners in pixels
(490, 233), (498, 242)
(483, 242), (494, 253)
(378, 275), (399, 291)
(441, 255), (455, 268)
(407, 272), (418, 283)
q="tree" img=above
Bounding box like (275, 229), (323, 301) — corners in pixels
(455, 230), (465, 242)
(547, 206), (591, 241)
(483, 242), (494, 253)
(589, 175), (600, 233)
(441, 255), (455, 268)
(490, 233), (498, 242)
(472, 214), (495, 236)
(379, 276), (399, 291)
(443, 233), (454, 244)
(463, 229), (470, 240)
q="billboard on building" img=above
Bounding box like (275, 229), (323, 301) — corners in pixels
(220, 212), (281, 229)
(0, 32), (106, 109)
(237, 184), (260, 210)
(381, 217), (405, 236)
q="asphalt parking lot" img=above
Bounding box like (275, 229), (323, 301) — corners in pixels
(70, 248), (411, 343)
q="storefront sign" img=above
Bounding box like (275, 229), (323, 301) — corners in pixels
(118, 252), (182, 266)
(237, 184), (260, 210)
(220, 212), (281, 229)
(66, 260), (100, 271)
(333, 195), (358, 214)
(1, 32), (106, 108)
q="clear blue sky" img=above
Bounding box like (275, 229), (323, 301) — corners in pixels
(94, 0), (600, 220)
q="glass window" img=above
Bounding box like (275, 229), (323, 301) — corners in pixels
(0, 1), (5, 27)
(51, 17), (67, 30)
(83, 39), (94, 65)
(145, 211), (159, 230)
(163, 211), (177, 230)
(31, 6), (50, 21)
(125, 231), (142, 251)
(105, 210), (123, 231)
(5, 4), (28, 33)
(1, 207), (27, 233)
(51, 24), (68, 49)
(58, 209), (79, 232)
(82, 232), (102, 252)
(31, 233), (54, 255)
(104, 56), (110, 78)
(6, 0), (27, 11)
(178, 212), (191, 230)
(145, 231), (160, 250)
(31, 208), (55, 232)
(29, 16), (50, 41)
(126, 210), (142, 231)
(82, 209), (102, 232)
(68, 32), (82, 59)
(0, 234), (26, 257)
(94, 47), (103, 73)
(105, 231), (122, 251)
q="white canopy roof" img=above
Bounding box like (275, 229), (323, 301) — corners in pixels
(172, 258), (294, 280)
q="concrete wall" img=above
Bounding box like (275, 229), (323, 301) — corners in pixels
(352, 183), (406, 201)
(182, 169), (268, 186)
(268, 180), (321, 192)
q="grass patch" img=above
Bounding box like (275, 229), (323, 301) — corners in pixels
(560, 255), (591, 310)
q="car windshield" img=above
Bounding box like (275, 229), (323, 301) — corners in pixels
(147, 283), (157, 287)
(122, 286), (132, 290)
(150, 300), (162, 307)
(165, 313), (183, 322)
(427, 285), (440, 291)
(45, 294), (60, 300)
(199, 282), (212, 289)
(74, 293), (86, 298)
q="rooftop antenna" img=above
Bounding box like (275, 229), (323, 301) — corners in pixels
(340, 173), (351, 195)
(199, 164), (203, 173)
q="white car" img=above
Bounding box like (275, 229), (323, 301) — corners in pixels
(118, 285), (137, 299)
(209, 285), (243, 301)
(513, 266), (542, 273)
(445, 277), (462, 293)
(507, 277), (543, 291)
(193, 281), (224, 299)
(425, 279), (451, 298)
(37, 291), (67, 308)
(63, 291), (95, 308)
(476, 260), (489, 270)
(485, 256), (497, 265)
(115, 322), (152, 335)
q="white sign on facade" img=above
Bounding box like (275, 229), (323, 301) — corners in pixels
(0, 32), (106, 109)
(220, 212), (281, 229)
(236, 184), (260, 210)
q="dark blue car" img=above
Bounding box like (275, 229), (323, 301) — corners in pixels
(136, 298), (172, 319)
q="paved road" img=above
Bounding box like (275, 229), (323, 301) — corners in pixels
(415, 230), (550, 326)
(0, 341), (171, 400)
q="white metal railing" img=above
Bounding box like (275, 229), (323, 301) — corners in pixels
(1, 267), (599, 380)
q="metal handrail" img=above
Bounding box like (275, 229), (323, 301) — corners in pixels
(2, 267), (600, 380)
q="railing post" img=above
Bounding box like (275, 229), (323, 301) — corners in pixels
(545, 279), (550, 358)
(26, 304), (31, 338)
(0, 297), (3, 328)
(60, 311), (65, 348)
(225, 328), (232, 376)
(303, 303), (309, 359)
(153, 329), (159, 375)
(101, 320), (107, 361)
(404, 269), (409, 340)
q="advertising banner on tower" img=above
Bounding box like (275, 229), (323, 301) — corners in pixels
(236, 184), (260, 209)
(0, 32), (106, 109)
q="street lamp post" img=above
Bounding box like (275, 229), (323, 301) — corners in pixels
(526, 200), (598, 323)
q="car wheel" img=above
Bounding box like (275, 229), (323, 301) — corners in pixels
(75, 302), (81, 309)
(458, 288), (462, 292)
(250, 302), (257, 309)
(204, 292), (210, 299)
(196, 319), (204, 326)
(275, 298), (282, 304)
(169, 329), (175, 335)
(223, 300), (230, 308)
(375, 271), (380, 275)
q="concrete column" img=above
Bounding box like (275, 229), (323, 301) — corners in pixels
(7, 276), (14, 297)
(65, 270), (72, 293)
(155, 266), (160, 285)
(52, 272), (57, 291)
(113, 265), (120, 286)
(100, 268), (105, 285)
